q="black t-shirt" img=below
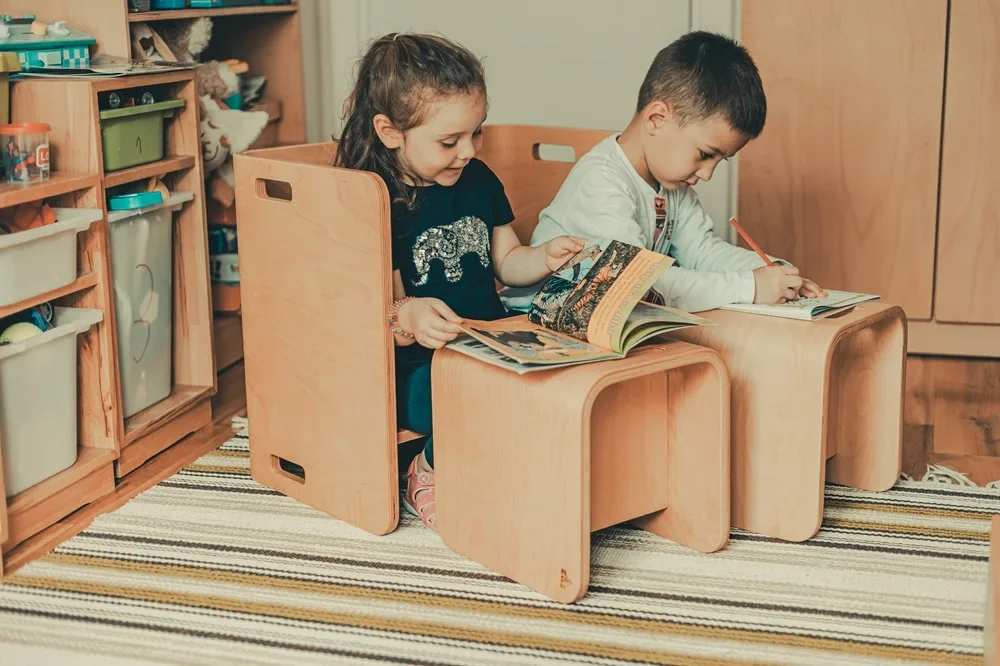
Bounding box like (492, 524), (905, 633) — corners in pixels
(393, 158), (513, 362)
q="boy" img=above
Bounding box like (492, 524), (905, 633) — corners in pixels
(530, 31), (825, 312)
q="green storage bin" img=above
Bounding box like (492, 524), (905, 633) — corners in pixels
(99, 99), (185, 172)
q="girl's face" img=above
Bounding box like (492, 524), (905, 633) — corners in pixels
(375, 92), (487, 187)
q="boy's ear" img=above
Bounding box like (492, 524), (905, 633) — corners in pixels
(642, 101), (672, 134)
(373, 114), (403, 149)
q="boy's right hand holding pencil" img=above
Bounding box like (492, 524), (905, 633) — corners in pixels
(730, 217), (827, 305)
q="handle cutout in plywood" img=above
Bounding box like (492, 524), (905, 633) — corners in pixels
(272, 455), (306, 483)
(255, 178), (293, 202)
(532, 143), (576, 164)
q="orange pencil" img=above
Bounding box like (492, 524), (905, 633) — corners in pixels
(729, 217), (774, 266)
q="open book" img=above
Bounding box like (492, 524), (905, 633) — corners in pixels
(718, 289), (880, 320)
(447, 239), (712, 374)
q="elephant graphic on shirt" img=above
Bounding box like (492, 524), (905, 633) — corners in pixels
(411, 215), (491, 286)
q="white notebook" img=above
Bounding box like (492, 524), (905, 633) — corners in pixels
(718, 289), (880, 321)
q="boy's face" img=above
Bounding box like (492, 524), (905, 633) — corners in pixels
(642, 102), (750, 190)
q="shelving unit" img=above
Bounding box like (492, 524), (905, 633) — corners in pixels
(0, 0), (306, 573)
(10, 71), (217, 482)
(104, 154), (196, 189)
(0, 173), (119, 574)
(127, 4), (298, 22)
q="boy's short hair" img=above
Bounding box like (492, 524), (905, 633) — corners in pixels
(637, 30), (766, 138)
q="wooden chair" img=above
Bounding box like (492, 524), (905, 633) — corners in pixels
(234, 143), (402, 536)
(480, 125), (906, 543)
(233, 134), (733, 603)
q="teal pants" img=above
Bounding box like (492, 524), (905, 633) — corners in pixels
(396, 359), (434, 468)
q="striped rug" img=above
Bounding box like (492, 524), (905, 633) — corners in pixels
(0, 418), (995, 665)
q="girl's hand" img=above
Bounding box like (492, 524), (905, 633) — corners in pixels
(799, 278), (827, 299)
(543, 236), (587, 272)
(398, 297), (464, 349)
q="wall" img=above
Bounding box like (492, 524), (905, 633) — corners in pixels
(301, 0), (741, 241)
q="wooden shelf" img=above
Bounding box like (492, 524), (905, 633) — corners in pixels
(6, 448), (115, 516)
(0, 273), (99, 320)
(125, 385), (214, 446)
(128, 4), (297, 21)
(104, 155), (196, 189)
(0, 172), (100, 210)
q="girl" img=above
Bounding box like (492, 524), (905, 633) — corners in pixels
(334, 33), (584, 533)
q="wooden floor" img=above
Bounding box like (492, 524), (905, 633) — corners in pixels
(904, 356), (1000, 485)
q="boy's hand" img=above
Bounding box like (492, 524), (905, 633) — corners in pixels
(398, 297), (463, 349)
(753, 265), (804, 304)
(799, 278), (827, 299)
(543, 236), (587, 272)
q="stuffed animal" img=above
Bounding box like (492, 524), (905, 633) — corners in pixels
(131, 19), (238, 101)
(200, 95), (268, 176)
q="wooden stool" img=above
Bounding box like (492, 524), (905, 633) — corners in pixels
(668, 302), (906, 541)
(433, 339), (731, 603)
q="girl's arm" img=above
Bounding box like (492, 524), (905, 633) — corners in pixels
(391, 270), (464, 348)
(391, 271), (416, 346)
(491, 224), (585, 287)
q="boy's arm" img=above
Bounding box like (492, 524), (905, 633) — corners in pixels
(531, 172), (648, 249)
(653, 265), (756, 313)
(669, 186), (785, 272)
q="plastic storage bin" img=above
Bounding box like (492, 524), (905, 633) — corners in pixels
(1, 122), (50, 183)
(99, 98), (185, 172)
(0, 307), (103, 498)
(150, 0), (186, 9)
(108, 191), (192, 418)
(0, 208), (103, 307)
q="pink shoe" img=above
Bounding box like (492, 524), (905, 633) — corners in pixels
(402, 455), (437, 533)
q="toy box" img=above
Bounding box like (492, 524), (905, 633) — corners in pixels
(0, 16), (95, 71)
(99, 97), (185, 171)
(0, 307), (103, 497)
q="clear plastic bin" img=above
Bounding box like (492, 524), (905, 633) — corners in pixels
(0, 307), (103, 498)
(0, 208), (103, 307)
(0, 122), (51, 183)
(108, 192), (192, 418)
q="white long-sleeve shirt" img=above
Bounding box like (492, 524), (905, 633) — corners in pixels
(528, 134), (782, 313)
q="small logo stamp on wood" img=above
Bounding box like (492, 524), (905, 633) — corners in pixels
(559, 568), (572, 588)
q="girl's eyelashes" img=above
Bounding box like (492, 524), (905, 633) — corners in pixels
(441, 128), (482, 148)
(698, 150), (713, 160)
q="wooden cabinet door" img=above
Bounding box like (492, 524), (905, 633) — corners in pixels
(935, 0), (1000, 324)
(740, 0), (947, 319)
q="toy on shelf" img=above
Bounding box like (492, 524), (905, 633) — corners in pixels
(0, 15), (96, 72)
(107, 191), (193, 417)
(0, 306), (103, 499)
(0, 122), (50, 183)
(150, 0), (186, 10)
(0, 204), (101, 308)
(98, 85), (165, 111)
(99, 94), (184, 172)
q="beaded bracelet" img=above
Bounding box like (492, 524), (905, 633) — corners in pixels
(387, 296), (415, 339)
